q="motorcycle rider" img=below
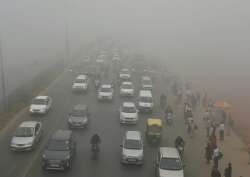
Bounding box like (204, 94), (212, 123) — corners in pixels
(165, 105), (174, 125)
(160, 93), (167, 110)
(175, 136), (185, 158)
(90, 133), (101, 151)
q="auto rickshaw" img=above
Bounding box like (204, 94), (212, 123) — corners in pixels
(146, 118), (162, 144)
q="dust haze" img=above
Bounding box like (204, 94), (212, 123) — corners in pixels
(1, 0), (250, 122)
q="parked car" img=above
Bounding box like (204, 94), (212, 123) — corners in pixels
(98, 84), (114, 101)
(155, 147), (184, 177)
(68, 104), (90, 128)
(120, 82), (135, 97)
(42, 130), (76, 171)
(10, 121), (43, 151)
(72, 75), (89, 92)
(29, 96), (52, 115)
(121, 131), (144, 165)
(119, 102), (138, 124)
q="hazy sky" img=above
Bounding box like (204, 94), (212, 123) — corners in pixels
(0, 0), (250, 94)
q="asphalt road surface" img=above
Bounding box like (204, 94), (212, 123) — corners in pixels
(0, 64), (211, 177)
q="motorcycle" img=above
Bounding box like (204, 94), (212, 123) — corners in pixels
(165, 113), (173, 126)
(91, 143), (99, 160)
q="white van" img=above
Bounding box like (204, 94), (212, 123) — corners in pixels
(138, 90), (154, 113)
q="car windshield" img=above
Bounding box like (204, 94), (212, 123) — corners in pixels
(15, 127), (34, 137)
(47, 140), (69, 151)
(142, 79), (152, 85)
(75, 79), (86, 83)
(122, 84), (132, 89)
(71, 109), (86, 117)
(100, 87), (111, 92)
(124, 139), (142, 150)
(32, 98), (47, 105)
(139, 96), (152, 103)
(121, 70), (129, 75)
(160, 158), (183, 170)
(122, 106), (136, 113)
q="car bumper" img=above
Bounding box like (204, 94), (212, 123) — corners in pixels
(30, 110), (46, 114)
(138, 107), (153, 113)
(68, 122), (88, 128)
(120, 92), (134, 97)
(121, 158), (143, 165)
(10, 145), (33, 151)
(98, 96), (112, 101)
(42, 160), (69, 170)
(120, 118), (137, 124)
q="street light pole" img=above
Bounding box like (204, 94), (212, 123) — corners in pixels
(63, 0), (70, 68)
(0, 38), (8, 112)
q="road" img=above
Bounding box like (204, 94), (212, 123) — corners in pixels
(0, 62), (212, 177)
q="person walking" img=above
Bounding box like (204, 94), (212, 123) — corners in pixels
(224, 163), (232, 177)
(211, 166), (222, 177)
(205, 142), (213, 164)
(219, 122), (225, 141)
(213, 146), (222, 168)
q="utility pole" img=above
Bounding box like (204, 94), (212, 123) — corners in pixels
(0, 38), (8, 112)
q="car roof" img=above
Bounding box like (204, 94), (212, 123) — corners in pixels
(101, 84), (112, 88)
(160, 147), (180, 158)
(76, 75), (87, 79)
(139, 90), (152, 97)
(122, 82), (132, 85)
(126, 131), (141, 140)
(73, 104), (88, 111)
(51, 130), (72, 141)
(147, 118), (162, 126)
(35, 96), (49, 100)
(19, 121), (38, 128)
(123, 102), (135, 107)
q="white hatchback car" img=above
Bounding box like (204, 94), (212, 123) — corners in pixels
(141, 76), (153, 90)
(120, 82), (134, 97)
(72, 75), (88, 92)
(121, 131), (144, 165)
(155, 147), (184, 177)
(29, 96), (52, 115)
(98, 84), (114, 101)
(119, 102), (138, 124)
(10, 121), (43, 151)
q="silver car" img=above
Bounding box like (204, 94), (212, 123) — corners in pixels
(121, 131), (144, 165)
(29, 96), (52, 115)
(10, 121), (43, 151)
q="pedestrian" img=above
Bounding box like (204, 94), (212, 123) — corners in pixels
(211, 166), (222, 177)
(219, 122), (225, 141)
(227, 115), (234, 136)
(205, 117), (212, 137)
(205, 142), (213, 164)
(224, 163), (232, 177)
(248, 143), (250, 165)
(213, 146), (222, 168)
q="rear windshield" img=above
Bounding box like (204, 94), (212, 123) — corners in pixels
(75, 78), (86, 83)
(122, 106), (136, 113)
(124, 139), (142, 150)
(32, 98), (47, 105)
(139, 96), (152, 103)
(47, 140), (70, 151)
(15, 127), (34, 137)
(160, 157), (182, 170)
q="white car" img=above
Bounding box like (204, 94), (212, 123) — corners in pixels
(119, 68), (131, 80)
(10, 121), (43, 151)
(141, 76), (153, 90)
(119, 102), (138, 124)
(138, 90), (154, 113)
(121, 131), (144, 165)
(155, 147), (184, 177)
(120, 82), (134, 97)
(29, 96), (52, 115)
(72, 75), (88, 92)
(98, 84), (114, 101)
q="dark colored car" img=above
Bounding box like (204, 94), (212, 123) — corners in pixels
(68, 104), (90, 128)
(42, 130), (76, 171)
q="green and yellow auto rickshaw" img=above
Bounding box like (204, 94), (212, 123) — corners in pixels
(146, 118), (162, 144)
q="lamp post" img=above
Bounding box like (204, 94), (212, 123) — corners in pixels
(0, 38), (8, 112)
